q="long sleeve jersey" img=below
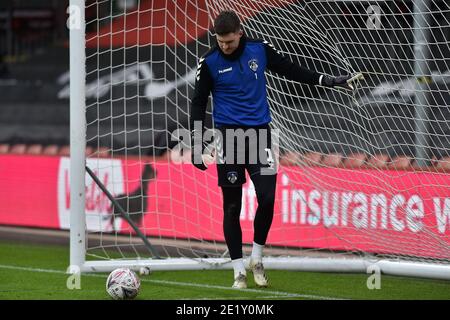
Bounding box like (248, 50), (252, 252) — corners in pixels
(190, 34), (321, 128)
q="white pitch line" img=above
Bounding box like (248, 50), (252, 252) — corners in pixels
(145, 278), (344, 300)
(0, 264), (67, 274)
(0, 264), (345, 300)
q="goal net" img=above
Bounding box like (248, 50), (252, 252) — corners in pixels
(69, 0), (450, 279)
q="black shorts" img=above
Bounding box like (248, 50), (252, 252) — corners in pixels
(215, 124), (276, 187)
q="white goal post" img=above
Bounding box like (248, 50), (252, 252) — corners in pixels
(69, 0), (450, 280)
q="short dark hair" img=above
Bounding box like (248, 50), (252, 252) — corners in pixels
(214, 10), (241, 35)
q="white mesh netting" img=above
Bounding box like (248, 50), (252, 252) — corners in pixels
(81, 0), (450, 266)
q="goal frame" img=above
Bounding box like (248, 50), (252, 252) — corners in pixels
(69, 0), (450, 280)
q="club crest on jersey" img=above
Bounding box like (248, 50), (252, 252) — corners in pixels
(227, 171), (238, 184)
(248, 59), (258, 72)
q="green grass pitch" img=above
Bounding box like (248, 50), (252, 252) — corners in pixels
(0, 241), (449, 300)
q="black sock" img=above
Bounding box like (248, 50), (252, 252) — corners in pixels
(221, 187), (243, 260)
(250, 173), (277, 245)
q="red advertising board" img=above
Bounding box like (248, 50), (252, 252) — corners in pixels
(0, 155), (449, 259)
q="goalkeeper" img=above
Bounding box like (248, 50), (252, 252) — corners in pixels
(190, 10), (359, 289)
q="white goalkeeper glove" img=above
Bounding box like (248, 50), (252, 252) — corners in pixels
(191, 130), (216, 171)
(192, 150), (215, 171)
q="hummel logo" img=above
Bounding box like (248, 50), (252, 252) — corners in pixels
(218, 67), (233, 74)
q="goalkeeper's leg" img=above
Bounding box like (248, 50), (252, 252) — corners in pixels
(247, 171), (277, 287)
(221, 186), (247, 288)
(251, 173), (277, 246)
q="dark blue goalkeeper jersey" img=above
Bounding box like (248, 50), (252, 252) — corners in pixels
(190, 35), (321, 128)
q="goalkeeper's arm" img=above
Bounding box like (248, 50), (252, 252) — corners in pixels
(263, 40), (362, 90)
(190, 57), (213, 171)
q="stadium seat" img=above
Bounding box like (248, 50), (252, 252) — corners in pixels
(10, 144), (27, 154)
(343, 153), (367, 168)
(97, 147), (110, 158)
(389, 156), (413, 170)
(367, 154), (389, 168)
(279, 151), (300, 166)
(434, 157), (450, 171)
(59, 145), (70, 156)
(299, 152), (322, 166)
(26, 144), (44, 155)
(85, 146), (94, 156)
(322, 153), (343, 167)
(0, 144), (10, 154)
(42, 145), (59, 156)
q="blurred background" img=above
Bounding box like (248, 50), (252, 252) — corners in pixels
(0, 0), (69, 154)
(0, 0), (145, 156)
(0, 0), (448, 165)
